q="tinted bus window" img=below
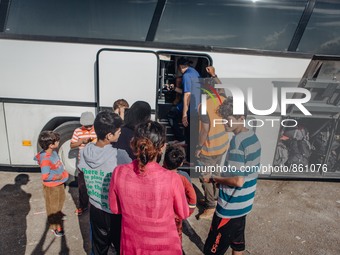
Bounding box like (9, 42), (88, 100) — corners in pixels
(297, 1), (340, 55)
(5, 0), (157, 41)
(155, 0), (307, 51)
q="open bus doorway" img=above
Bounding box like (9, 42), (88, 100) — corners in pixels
(57, 50), (212, 176)
(157, 52), (212, 146)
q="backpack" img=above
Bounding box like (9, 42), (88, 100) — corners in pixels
(312, 127), (340, 171)
(273, 141), (289, 166)
(286, 139), (312, 166)
(312, 127), (331, 155)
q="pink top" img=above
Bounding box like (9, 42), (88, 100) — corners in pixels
(109, 160), (189, 255)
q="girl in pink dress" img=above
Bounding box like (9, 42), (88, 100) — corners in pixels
(109, 121), (189, 255)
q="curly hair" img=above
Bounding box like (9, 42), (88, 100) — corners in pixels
(164, 145), (186, 170)
(217, 96), (248, 119)
(38, 131), (60, 150)
(130, 121), (166, 171)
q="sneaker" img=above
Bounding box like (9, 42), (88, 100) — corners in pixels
(51, 229), (65, 237)
(74, 207), (88, 216)
(199, 208), (215, 220)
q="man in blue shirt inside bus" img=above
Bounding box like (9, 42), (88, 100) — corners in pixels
(203, 97), (261, 255)
(176, 57), (201, 127)
(177, 57), (201, 161)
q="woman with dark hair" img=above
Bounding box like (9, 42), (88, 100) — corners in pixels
(109, 121), (189, 254)
(113, 100), (151, 159)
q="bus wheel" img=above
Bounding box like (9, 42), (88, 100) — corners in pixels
(54, 121), (80, 177)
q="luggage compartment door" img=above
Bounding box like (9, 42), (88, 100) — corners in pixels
(97, 49), (159, 115)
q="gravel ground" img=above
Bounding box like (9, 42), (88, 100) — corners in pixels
(0, 170), (339, 255)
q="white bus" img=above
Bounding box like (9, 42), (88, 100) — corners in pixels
(0, 0), (339, 178)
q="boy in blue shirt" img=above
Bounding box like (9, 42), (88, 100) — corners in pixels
(203, 97), (261, 255)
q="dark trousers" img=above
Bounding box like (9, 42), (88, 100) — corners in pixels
(43, 184), (65, 230)
(78, 169), (89, 209)
(90, 206), (122, 255)
(167, 106), (185, 142)
(188, 113), (199, 163)
(204, 214), (246, 255)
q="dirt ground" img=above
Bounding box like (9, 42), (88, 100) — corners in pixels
(0, 170), (339, 255)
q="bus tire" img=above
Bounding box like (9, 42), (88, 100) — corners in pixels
(54, 121), (80, 176)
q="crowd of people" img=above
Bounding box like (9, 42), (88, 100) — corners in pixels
(34, 60), (261, 255)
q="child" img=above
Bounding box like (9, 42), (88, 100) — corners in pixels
(34, 131), (69, 237)
(112, 101), (151, 160)
(78, 111), (131, 255)
(203, 97), (261, 255)
(70, 111), (97, 216)
(113, 99), (129, 120)
(164, 144), (197, 241)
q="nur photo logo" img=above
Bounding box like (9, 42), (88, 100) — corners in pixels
(200, 80), (312, 128)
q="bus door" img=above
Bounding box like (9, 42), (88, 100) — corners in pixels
(272, 56), (340, 179)
(96, 49), (159, 117)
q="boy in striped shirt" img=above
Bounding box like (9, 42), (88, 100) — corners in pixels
(34, 131), (69, 237)
(70, 111), (96, 216)
(203, 97), (261, 255)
